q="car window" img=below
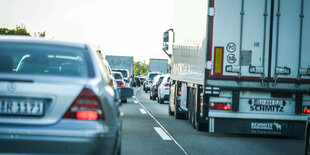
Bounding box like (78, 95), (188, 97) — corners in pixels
(0, 44), (88, 77)
(158, 76), (164, 84)
(167, 77), (170, 82)
(149, 73), (158, 81)
(113, 70), (128, 77)
(113, 73), (123, 79)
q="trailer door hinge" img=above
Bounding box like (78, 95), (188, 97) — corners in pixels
(209, 7), (215, 16)
(206, 61), (212, 70)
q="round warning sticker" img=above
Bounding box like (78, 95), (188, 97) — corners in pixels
(226, 42), (236, 53)
(227, 54), (237, 64)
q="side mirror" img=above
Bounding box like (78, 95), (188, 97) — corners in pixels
(117, 87), (134, 101)
(163, 31), (169, 42)
(162, 29), (173, 58)
(163, 44), (169, 51)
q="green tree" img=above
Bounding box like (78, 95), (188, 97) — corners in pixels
(0, 24), (46, 37)
(0, 24), (30, 36)
(134, 61), (149, 76)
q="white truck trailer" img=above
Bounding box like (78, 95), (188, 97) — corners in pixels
(163, 0), (310, 137)
(149, 58), (168, 74)
(105, 55), (134, 84)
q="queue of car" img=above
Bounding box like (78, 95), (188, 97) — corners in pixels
(0, 36), (133, 154)
(144, 72), (170, 105)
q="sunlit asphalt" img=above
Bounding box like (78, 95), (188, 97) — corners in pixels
(120, 87), (304, 155)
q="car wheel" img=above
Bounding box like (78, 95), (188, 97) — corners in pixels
(150, 95), (152, 100)
(157, 97), (160, 103)
(121, 99), (127, 103)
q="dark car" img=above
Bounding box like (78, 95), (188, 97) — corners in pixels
(150, 75), (165, 100)
(139, 77), (146, 85)
(134, 76), (141, 87)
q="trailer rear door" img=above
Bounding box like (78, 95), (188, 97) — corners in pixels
(210, 0), (310, 83)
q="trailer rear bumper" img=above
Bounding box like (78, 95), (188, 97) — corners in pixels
(209, 117), (306, 138)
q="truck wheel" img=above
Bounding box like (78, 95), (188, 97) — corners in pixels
(168, 105), (173, 115)
(160, 98), (164, 104)
(121, 99), (127, 103)
(307, 128), (310, 155)
(174, 106), (183, 119)
(194, 114), (208, 131)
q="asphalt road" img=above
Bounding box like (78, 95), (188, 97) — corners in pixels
(120, 87), (304, 155)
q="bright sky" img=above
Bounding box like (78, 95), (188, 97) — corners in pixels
(0, 0), (173, 62)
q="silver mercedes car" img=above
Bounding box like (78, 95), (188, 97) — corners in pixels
(0, 37), (132, 154)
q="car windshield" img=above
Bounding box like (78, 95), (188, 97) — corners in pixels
(158, 76), (164, 84)
(0, 44), (88, 77)
(113, 73), (123, 79)
(113, 70), (128, 77)
(149, 73), (158, 81)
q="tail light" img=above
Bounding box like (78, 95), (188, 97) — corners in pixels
(178, 90), (181, 96)
(110, 79), (113, 84)
(303, 106), (310, 114)
(154, 83), (159, 86)
(117, 82), (125, 87)
(128, 77), (130, 81)
(209, 102), (231, 110)
(147, 81), (149, 85)
(63, 88), (105, 120)
(164, 83), (170, 86)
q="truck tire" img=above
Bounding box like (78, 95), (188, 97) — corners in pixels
(160, 98), (164, 104)
(194, 113), (208, 131)
(168, 105), (174, 115)
(174, 105), (183, 119)
(306, 128), (310, 155)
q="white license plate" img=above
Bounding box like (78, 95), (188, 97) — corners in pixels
(0, 99), (44, 116)
(253, 99), (284, 106)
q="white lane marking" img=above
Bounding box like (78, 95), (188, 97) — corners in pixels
(134, 100), (138, 104)
(135, 93), (189, 155)
(139, 108), (147, 114)
(154, 127), (172, 140)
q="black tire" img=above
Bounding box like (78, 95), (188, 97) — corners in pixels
(160, 98), (164, 104)
(157, 97), (160, 103)
(174, 105), (183, 119)
(194, 113), (208, 131)
(121, 99), (127, 103)
(168, 105), (173, 115)
(150, 95), (152, 100)
(307, 129), (310, 155)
